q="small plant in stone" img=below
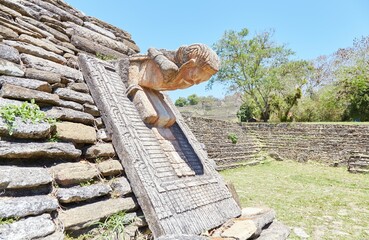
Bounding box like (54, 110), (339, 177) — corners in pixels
(96, 53), (117, 61)
(0, 217), (18, 225)
(96, 211), (130, 239)
(0, 99), (55, 135)
(227, 133), (238, 144)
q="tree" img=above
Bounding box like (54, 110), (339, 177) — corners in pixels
(209, 28), (311, 122)
(175, 97), (188, 107)
(187, 94), (200, 105)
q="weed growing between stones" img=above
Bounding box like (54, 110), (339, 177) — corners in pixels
(227, 132), (238, 144)
(96, 211), (130, 239)
(96, 53), (117, 61)
(0, 217), (18, 225)
(0, 99), (55, 135)
(48, 132), (60, 142)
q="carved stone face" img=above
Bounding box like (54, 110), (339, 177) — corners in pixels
(183, 65), (214, 85)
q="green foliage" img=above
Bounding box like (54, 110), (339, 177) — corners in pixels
(187, 94), (200, 105)
(174, 97), (188, 107)
(48, 132), (60, 142)
(237, 102), (256, 122)
(0, 217), (18, 225)
(210, 28), (311, 122)
(79, 179), (96, 187)
(0, 99), (55, 135)
(96, 53), (117, 61)
(227, 133), (238, 144)
(96, 211), (131, 239)
(337, 60), (369, 121)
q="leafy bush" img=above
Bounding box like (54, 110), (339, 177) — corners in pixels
(227, 133), (238, 144)
(187, 94), (200, 105)
(0, 99), (55, 135)
(175, 97), (188, 107)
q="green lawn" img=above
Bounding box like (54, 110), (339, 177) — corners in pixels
(221, 160), (369, 240)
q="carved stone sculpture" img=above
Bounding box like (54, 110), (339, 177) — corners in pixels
(130, 43), (220, 91)
(79, 44), (240, 239)
(128, 43), (219, 128)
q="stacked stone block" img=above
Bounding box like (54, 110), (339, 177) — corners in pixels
(185, 117), (262, 170)
(0, 0), (146, 238)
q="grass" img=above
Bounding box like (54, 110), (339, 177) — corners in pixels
(221, 160), (369, 240)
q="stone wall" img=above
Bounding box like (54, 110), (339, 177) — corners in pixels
(186, 117), (369, 170)
(0, 0), (146, 239)
(185, 117), (262, 170)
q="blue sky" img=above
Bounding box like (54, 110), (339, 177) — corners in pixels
(65, 0), (369, 101)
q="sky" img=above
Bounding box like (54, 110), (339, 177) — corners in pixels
(65, 0), (369, 101)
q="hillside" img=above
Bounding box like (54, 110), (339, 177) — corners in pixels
(176, 93), (243, 122)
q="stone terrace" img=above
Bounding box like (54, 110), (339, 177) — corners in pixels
(0, 0), (145, 239)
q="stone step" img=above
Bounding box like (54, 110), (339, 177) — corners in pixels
(212, 154), (260, 164)
(0, 83), (59, 105)
(0, 214), (56, 240)
(0, 117), (51, 139)
(56, 183), (112, 203)
(43, 106), (95, 125)
(51, 161), (100, 187)
(216, 160), (261, 171)
(0, 166), (52, 189)
(0, 141), (81, 159)
(0, 75), (52, 92)
(55, 121), (96, 144)
(0, 195), (58, 218)
(59, 197), (138, 230)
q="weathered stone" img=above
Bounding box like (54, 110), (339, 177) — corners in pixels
(52, 162), (99, 186)
(0, 0), (39, 18)
(64, 53), (79, 69)
(56, 183), (112, 203)
(0, 4), (22, 18)
(4, 40), (67, 64)
(0, 141), (81, 159)
(0, 25), (19, 39)
(110, 177), (132, 197)
(39, 15), (67, 29)
(15, 17), (54, 39)
(43, 106), (95, 125)
(79, 54), (241, 236)
(0, 166), (52, 189)
(293, 227), (310, 239)
(123, 212), (147, 227)
(0, 117), (51, 139)
(0, 195), (58, 218)
(84, 143), (116, 159)
(55, 122), (96, 144)
(97, 159), (123, 177)
(0, 59), (24, 77)
(59, 197), (137, 230)
(59, 41), (79, 53)
(221, 220), (257, 240)
(0, 97), (22, 107)
(57, 99), (84, 111)
(0, 16), (40, 37)
(68, 82), (89, 93)
(71, 35), (127, 59)
(97, 128), (112, 142)
(27, 0), (83, 25)
(66, 22), (133, 55)
(157, 235), (208, 240)
(0, 43), (20, 63)
(21, 54), (83, 81)
(83, 103), (100, 117)
(94, 117), (104, 128)
(241, 207), (276, 236)
(41, 230), (64, 240)
(0, 84), (59, 104)
(25, 68), (62, 84)
(85, 16), (131, 39)
(83, 21), (116, 39)
(256, 221), (290, 240)
(0, 76), (52, 92)
(54, 88), (94, 105)
(0, 214), (55, 240)
(18, 17), (69, 42)
(19, 34), (63, 54)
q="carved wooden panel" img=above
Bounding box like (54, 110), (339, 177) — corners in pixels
(79, 54), (241, 238)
